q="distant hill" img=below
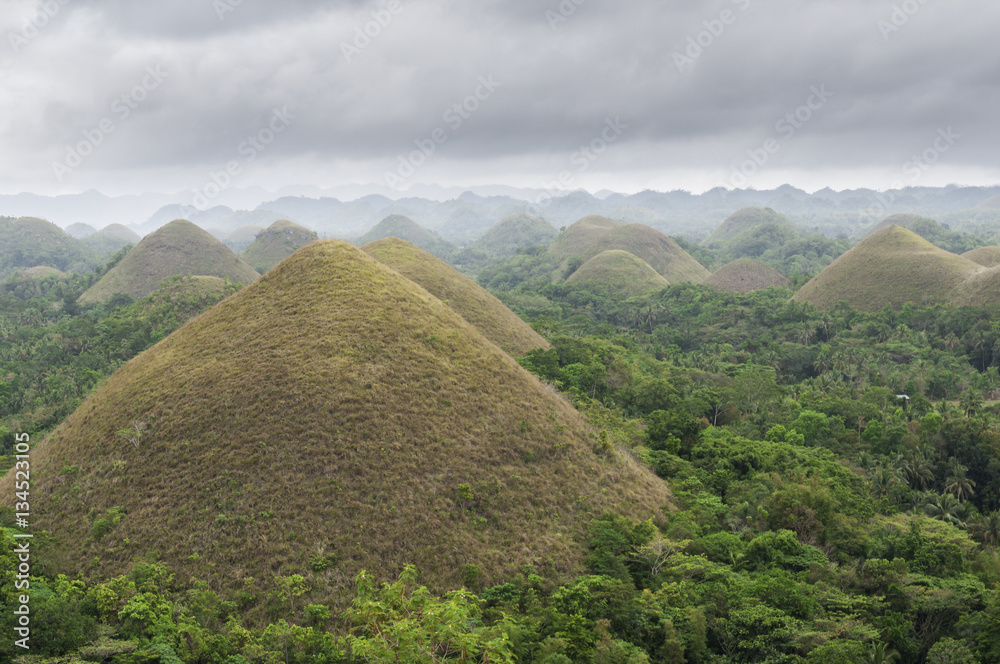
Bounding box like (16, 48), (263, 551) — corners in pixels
(78, 219), (259, 304)
(0, 216), (97, 275)
(223, 225), (264, 253)
(577, 223), (710, 284)
(19, 266), (66, 279)
(547, 215), (618, 261)
(705, 258), (791, 292)
(566, 250), (669, 299)
(953, 266), (1000, 308)
(4, 240), (669, 613)
(472, 213), (558, 259)
(359, 215), (454, 259)
(868, 213), (981, 254)
(80, 224), (141, 257)
(65, 222), (97, 238)
(702, 207), (793, 247)
(979, 196), (1000, 209)
(241, 220), (318, 273)
(363, 237), (549, 356)
(962, 246), (1000, 268)
(792, 225), (981, 311)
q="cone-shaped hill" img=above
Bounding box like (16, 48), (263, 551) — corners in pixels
(224, 225), (265, 253)
(359, 214), (454, 259)
(78, 220), (259, 304)
(792, 226), (981, 311)
(472, 213), (559, 259)
(953, 266), (1000, 308)
(0, 216), (96, 275)
(962, 246), (1000, 268)
(20, 266), (66, 279)
(566, 250), (669, 299)
(363, 237), (549, 356)
(241, 220), (319, 273)
(548, 215), (618, 260)
(703, 207), (794, 247)
(80, 223), (142, 257)
(5, 240), (669, 610)
(578, 224), (710, 284)
(704, 259), (791, 292)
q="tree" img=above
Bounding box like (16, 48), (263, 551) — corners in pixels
(862, 642), (901, 664)
(945, 462), (977, 502)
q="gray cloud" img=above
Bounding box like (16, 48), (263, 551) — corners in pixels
(0, 0), (997, 195)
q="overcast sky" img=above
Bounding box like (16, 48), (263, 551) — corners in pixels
(0, 0), (997, 199)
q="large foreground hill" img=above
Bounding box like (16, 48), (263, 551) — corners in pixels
(6, 240), (669, 609)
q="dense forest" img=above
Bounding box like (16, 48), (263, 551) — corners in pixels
(5, 238), (1000, 663)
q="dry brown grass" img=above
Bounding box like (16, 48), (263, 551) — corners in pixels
(362, 237), (549, 356)
(79, 220), (259, 304)
(704, 258), (790, 292)
(547, 215), (618, 261)
(577, 223), (710, 284)
(4, 240), (669, 620)
(962, 246), (1000, 268)
(792, 225), (981, 311)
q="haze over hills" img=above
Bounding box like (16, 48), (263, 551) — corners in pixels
(705, 259), (792, 292)
(358, 214), (455, 259)
(0, 216), (97, 276)
(241, 220), (319, 274)
(577, 223), (711, 284)
(547, 215), (619, 261)
(79, 223), (142, 258)
(78, 219), (259, 304)
(468, 213), (559, 260)
(6, 240), (669, 610)
(362, 238), (549, 357)
(566, 250), (670, 299)
(702, 207), (795, 247)
(792, 225), (982, 311)
(223, 225), (265, 253)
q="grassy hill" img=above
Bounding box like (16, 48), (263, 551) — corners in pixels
(19, 266), (67, 279)
(80, 224), (141, 257)
(953, 266), (1000, 307)
(703, 207), (793, 246)
(472, 213), (559, 259)
(547, 215), (618, 261)
(979, 196), (1000, 209)
(241, 220), (319, 273)
(578, 223), (710, 284)
(78, 219), (259, 304)
(962, 246), (1000, 268)
(4, 240), (669, 614)
(566, 250), (669, 299)
(65, 222), (97, 238)
(705, 258), (791, 292)
(792, 225), (981, 311)
(359, 215), (454, 259)
(224, 225), (265, 253)
(868, 213), (980, 254)
(0, 216), (97, 276)
(363, 237), (549, 356)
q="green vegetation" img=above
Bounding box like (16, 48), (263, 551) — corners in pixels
(793, 226), (981, 311)
(78, 219), (259, 304)
(0, 216), (98, 276)
(358, 214), (455, 259)
(705, 258), (791, 292)
(241, 219), (319, 273)
(566, 250), (669, 299)
(869, 214), (985, 254)
(464, 213), (559, 262)
(80, 224), (142, 258)
(363, 237), (550, 356)
(702, 206), (796, 246)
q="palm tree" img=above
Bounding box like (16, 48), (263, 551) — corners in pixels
(896, 454), (935, 490)
(923, 493), (965, 527)
(973, 510), (1000, 547)
(862, 642), (901, 664)
(945, 463), (977, 502)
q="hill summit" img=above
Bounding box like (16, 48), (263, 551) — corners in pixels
(78, 219), (259, 304)
(472, 213), (558, 259)
(9, 240), (668, 610)
(363, 237), (549, 356)
(705, 259), (791, 292)
(359, 214), (454, 258)
(241, 219), (319, 273)
(792, 225), (981, 311)
(567, 250), (669, 299)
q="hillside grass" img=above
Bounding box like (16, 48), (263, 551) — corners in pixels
(6, 240), (669, 620)
(705, 258), (791, 292)
(472, 213), (558, 259)
(578, 223), (711, 284)
(78, 219), (259, 304)
(547, 215), (618, 261)
(962, 246), (1000, 268)
(359, 215), (454, 259)
(566, 250), (669, 299)
(241, 219), (319, 273)
(702, 207), (793, 246)
(792, 225), (981, 311)
(363, 237), (549, 356)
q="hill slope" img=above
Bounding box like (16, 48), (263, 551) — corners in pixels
(792, 226), (981, 311)
(566, 250), (669, 298)
(362, 238), (549, 356)
(78, 219), (259, 304)
(80, 224), (142, 257)
(703, 207), (793, 246)
(241, 220), (319, 273)
(578, 223), (710, 284)
(705, 259), (791, 292)
(547, 215), (618, 261)
(6, 240), (669, 611)
(962, 246), (1000, 268)
(953, 266), (1000, 307)
(359, 215), (454, 258)
(472, 213), (559, 259)
(0, 217), (96, 275)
